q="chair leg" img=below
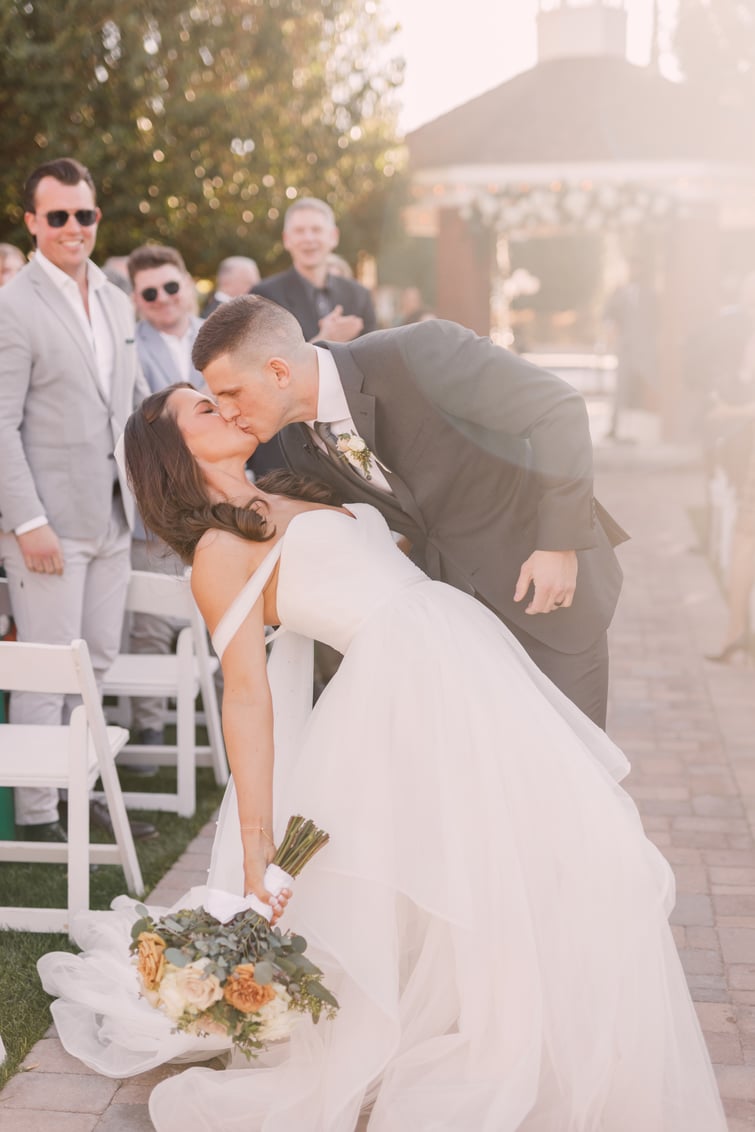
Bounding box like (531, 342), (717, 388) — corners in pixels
(67, 712), (91, 924)
(99, 751), (145, 897)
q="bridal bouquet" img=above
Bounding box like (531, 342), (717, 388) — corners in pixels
(130, 816), (338, 1058)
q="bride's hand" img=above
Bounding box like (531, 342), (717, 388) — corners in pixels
(242, 831), (291, 925)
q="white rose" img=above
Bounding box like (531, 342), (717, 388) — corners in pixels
(158, 959), (223, 1019)
(257, 983), (296, 1042)
(347, 437), (367, 453)
(336, 437), (352, 453)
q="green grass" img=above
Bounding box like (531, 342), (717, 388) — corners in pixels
(0, 765), (225, 1089)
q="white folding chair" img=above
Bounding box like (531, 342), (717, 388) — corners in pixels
(0, 636), (144, 935)
(101, 570), (227, 818)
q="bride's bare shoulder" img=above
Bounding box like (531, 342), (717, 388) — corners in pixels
(191, 528), (275, 623)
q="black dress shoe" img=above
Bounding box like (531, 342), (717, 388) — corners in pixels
(89, 799), (158, 841)
(17, 820), (68, 842)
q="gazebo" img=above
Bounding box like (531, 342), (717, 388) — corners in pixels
(404, 0), (755, 438)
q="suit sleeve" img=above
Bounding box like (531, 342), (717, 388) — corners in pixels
(0, 297), (47, 530)
(401, 320), (597, 551)
(359, 286), (378, 335)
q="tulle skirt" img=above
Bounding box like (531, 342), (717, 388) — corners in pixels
(39, 581), (726, 1130)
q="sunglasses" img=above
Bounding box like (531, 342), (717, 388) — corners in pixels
(37, 209), (99, 228)
(140, 280), (181, 302)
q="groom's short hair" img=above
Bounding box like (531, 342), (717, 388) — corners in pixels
(192, 294), (304, 371)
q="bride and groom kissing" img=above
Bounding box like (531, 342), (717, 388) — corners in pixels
(39, 298), (727, 1130)
(193, 294), (628, 728)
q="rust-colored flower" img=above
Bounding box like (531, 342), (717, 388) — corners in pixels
(223, 964), (276, 1013)
(136, 931), (166, 992)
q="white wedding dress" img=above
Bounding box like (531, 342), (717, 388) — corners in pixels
(39, 503), (726, 1131)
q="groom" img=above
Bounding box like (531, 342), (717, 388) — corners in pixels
(193, 296), (628, 728)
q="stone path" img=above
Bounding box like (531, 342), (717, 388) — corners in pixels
(2, 443), (754, 1130)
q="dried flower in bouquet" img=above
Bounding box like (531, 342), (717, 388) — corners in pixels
(130, 816), (338, 1058)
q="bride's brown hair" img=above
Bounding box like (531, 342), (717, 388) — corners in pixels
(124, 383), (342, 564)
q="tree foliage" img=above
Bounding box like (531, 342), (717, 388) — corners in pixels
(0, 0), (404, 274)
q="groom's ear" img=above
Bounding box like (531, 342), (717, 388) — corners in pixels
(268, 356), (292, 388)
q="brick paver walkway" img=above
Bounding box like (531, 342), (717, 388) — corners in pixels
(1, 448), (753, 1130)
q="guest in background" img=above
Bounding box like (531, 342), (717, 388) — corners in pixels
(126, 244), (204, 755)
(703, 272), (755, 664)
(0, 156), (154, 842)
(394, 284), (426, 326)
(128, 245), (205, 393)
(250, 197), (376, 475)
(102, 255), (132, 295)
(202, 255), (260, 318)
(0, 243), (25, 286)
(601, 255), (658, 443)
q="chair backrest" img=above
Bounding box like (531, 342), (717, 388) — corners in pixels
(125, 570), (194, 619)
(0, 639), (88, 695)
(0, 637), (112, 751)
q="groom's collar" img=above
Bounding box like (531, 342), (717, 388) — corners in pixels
(306, 345), (351, 426)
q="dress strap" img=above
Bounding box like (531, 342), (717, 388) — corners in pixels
(211, 540), (284, 661)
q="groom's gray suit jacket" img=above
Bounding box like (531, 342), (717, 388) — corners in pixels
(278, 319), (627, 655)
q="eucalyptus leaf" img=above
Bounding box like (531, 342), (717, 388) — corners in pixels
(165, 948), (191, 967)
(290, 955), (321, 976)
(308, 982), (339, 1006)
(253, 961), (274, 985)
(130, 917), (152, 940)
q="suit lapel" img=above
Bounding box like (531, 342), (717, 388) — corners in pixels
(29, 261), (104, 403)
(95, 285), (122, 407)
(140, 321), (178, 389)
(324, 343), (427, 532)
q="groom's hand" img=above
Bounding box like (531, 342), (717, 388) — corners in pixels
(514, 549), (578, 615)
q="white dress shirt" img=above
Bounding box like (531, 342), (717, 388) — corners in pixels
(307, 346), (391, 492)
(160, 326), (194, 383)
(35, 250), (114, 399)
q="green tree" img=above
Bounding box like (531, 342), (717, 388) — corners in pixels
(0, 0), (404, 274)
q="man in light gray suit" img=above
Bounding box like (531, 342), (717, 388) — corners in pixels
(0, 157), (154, 841)
(124, 245), (205, 752)
(193, 297), (629, 729)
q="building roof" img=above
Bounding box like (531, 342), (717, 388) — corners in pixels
(407, 57), (746, 171)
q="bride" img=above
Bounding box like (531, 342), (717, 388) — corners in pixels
(39, 384), (726, 1131)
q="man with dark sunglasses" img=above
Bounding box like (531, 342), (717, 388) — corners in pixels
(127, 245), (206, 395)
(0, 156), (156, 843)
(124, 244), (206, 757)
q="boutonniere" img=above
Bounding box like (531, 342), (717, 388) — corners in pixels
(335, 432), (373, 479)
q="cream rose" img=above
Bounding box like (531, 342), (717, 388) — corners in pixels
(158, 959), (223, 1019)
(257, 983), (296, 1041)
(347, 436), (367, 453)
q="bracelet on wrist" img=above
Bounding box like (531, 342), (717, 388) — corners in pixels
(239, 825), (275, 848)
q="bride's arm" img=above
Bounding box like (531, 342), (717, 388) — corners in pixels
(191, 534), (288, 921)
